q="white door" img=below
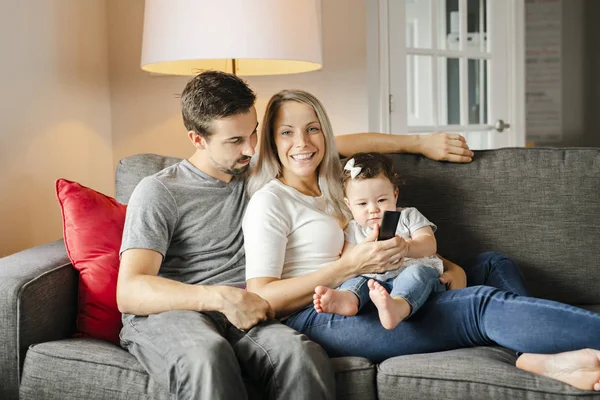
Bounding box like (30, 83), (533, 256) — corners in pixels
(369, 0), (525, 150)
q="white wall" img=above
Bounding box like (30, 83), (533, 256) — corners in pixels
(0, 0), (114, 256)
(107, 0), (369, 164)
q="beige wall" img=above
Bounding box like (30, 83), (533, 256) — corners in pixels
(0, 0), (369, 256)
(0, 0), (114, 256)
(107, 0), (369, 164)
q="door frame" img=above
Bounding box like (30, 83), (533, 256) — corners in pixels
(366, 0), (526, 148)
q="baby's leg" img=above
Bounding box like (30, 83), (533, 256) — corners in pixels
(369, 265), (440, 330)
(367, 279), (411, 330)
(314, 276), (369, 316)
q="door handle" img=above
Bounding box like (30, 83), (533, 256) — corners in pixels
(494, 119), (511, 133)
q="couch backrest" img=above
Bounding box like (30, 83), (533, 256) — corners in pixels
(389, 148), (600, 305)
(115, 154), (182, 204)
(116, 149), (600, 305)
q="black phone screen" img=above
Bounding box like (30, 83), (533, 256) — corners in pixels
(377, 210), (401, 241)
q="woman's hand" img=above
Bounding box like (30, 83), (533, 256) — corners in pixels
(343, 225), (408, 276)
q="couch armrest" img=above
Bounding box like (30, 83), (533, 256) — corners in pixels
(0, 239), (78, 400)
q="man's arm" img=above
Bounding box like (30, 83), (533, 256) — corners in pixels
(117, 248), (222, 315)
(334, 132), (474, 163)
(117, 248), (274, 330)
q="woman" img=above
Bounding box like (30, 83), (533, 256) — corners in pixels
(242, 90), (600, 391)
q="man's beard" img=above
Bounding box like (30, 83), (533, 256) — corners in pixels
(221, 164), (250, 176)
(213, 156), (252, 176)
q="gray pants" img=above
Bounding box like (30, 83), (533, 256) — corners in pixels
(120, 310), (335, 400)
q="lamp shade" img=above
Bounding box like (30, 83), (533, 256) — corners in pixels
(141, 0), (323, 76)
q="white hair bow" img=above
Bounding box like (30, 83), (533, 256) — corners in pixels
(344, 158), (362, 179)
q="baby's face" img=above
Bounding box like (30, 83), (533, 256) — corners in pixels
(344, 176), (398, 230)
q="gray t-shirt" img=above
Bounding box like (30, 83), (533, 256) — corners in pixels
(120, 159), (247, 288)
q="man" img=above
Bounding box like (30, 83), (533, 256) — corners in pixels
(116, 71), (473, 400)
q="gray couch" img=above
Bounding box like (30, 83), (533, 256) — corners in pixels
(2, 148), (600, 400)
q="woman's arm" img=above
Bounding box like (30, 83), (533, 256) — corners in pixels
(437, 254), (467, 290)
(247, 259), (355, 318)
(334, 132), (474, 162)
(405, 226), (437, 258)
(246, 228), (407, 318)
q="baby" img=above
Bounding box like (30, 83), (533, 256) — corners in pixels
(313, 152), (446, 329)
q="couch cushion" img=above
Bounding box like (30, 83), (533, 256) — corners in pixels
(116, 154), (182, 204)
(331, 357), (377, 399)
(376, 346), (598, 400)
(56, 179), (125, 345)
(390, 148), (600, 305)
(20, 339), (266, 400)
(20, 339), (171, 400)
(19, 339), (376, 400)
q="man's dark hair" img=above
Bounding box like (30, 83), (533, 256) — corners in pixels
(180, 70), (256, 138)
(341, 152), (403, 191)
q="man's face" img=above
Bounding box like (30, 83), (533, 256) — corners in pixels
(202, 107), (258, 180)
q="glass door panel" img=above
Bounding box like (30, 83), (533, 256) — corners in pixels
(437, 0), (459, 50)
(391, 0), (506, 150)
(406, 0), (433, 49)
(438, 57), (461, 125)
(406, 55), (434, 126)
(466, 0), (488, 52)
(468, 58), (488, 124)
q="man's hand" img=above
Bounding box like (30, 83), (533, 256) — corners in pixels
(439, 260), (467, 290)
(419, 132), (474, 163)
(343, 225), (408, 275)
(217, 287), (275, 331)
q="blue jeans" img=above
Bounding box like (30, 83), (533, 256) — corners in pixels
(338, 264), (446, 317)
(285, 252), (600, 363)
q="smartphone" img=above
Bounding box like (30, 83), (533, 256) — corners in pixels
(377, 210), (401, 241)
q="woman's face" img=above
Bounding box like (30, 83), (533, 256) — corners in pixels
(273, 101), (325, 182)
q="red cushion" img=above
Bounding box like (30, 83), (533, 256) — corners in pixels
(56, 179), (126, 345)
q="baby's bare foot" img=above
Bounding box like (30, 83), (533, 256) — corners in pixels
(367, 279), (411, 330)
(313, 286), (359, 316)
(516, 348), (600, 391)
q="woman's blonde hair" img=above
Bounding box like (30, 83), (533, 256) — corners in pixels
(247, 90), (352, 226)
